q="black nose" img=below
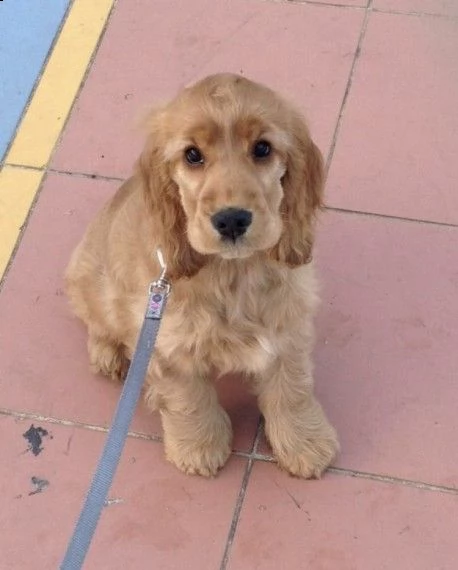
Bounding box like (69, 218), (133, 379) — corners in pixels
(211, 208), (252, 241)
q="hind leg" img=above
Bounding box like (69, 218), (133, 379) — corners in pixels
(87, 332), (129, 382)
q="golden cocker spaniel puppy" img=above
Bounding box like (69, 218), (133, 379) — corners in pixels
(65, 73), (338, 478)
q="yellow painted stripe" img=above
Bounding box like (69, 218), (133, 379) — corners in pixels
(6, 0), (113, 168)
(0, 167), (44, 275)
(1, 0), (114, 279)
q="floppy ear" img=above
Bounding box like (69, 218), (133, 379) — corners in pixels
(269, 114), (324, 267)
(137, 124), (207, 281)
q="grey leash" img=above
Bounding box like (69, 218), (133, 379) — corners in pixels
(61, 250), (171, 570)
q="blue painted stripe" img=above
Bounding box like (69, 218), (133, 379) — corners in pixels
(0, 0), (72, 161)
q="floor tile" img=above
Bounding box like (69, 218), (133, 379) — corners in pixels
(319, 211), (457, 485)
(52, 0), (364, 177)
(0, 0), (71, 161)
(228, 462), (458, 570)
(297, 0), (365, 5)
(374, 0), (458, 17)
(0, 173), (258, 451)
(326, 12), (458, 224)
(0, 414), (245, 569)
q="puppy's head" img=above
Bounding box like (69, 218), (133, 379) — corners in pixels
(139, 73), (323, 279)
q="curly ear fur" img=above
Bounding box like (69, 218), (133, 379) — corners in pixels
(270, 115), (324, 267)
(138, 132), (207, 281)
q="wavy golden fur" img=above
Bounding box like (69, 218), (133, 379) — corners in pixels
(65, 73), (338, 477)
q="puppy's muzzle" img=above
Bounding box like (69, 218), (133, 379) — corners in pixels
(211, 208), (252, 241)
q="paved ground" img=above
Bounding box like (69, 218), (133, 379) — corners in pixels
(1, 0), (457, 568)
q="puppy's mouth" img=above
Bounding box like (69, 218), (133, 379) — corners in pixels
(218, 238), (254, 259)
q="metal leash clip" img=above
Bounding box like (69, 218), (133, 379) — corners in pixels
(146, 248), (171, 319)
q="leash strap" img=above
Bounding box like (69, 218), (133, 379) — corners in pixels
(61, 273), (170, 570)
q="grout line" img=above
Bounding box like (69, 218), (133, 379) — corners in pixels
(264, 0), (458, 20)
(219, 459), (253, 570)
(325, 0), (373, 174)
(252, 452), (276, 462)
(328, 466), (458, 496)
(4, 162), (125, 182)
(233, 450), (274, 462)
(1, 163), (45, 173)
(219, 418), (263, 570)
(0, 407), (162, 442)
(323, 206), (458, 229)
(239, 449), (458, 496)
(232, 450), (251, 459)
(373, 7), (458, 20)
(249, 414), (264, 456)
(252, 416), (265, 455)
(0, 0), (77, 167)
(289, 1), (364, 9)
(49, 168), (124, 182)
(264, 0), (365, 10)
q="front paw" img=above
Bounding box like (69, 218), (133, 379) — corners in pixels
(266, 412), (339, 479)
(165, 439), (232, 477)
(163, 410), (233, 477)
(275, 431), (338, 479)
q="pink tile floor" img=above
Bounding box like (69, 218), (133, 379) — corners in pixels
(1, 1), (458, 568)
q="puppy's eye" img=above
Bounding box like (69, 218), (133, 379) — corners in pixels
(252, 140), (271, 160)
(185, 146), (204, 166)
